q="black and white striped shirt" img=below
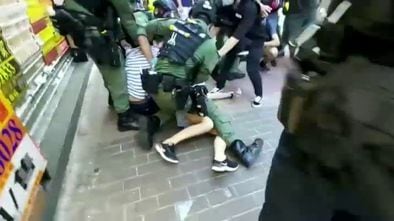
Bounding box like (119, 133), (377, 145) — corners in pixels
(125, 47), (159, 100)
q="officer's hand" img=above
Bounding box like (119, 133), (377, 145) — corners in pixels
(257, 2), (272, 17)
(120, 40), (132, 49)
(316, 7), (328, 24)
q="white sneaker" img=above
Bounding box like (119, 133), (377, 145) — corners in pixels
(212, 159), (239, 172)
(208, 88), (234, 100)
(209, 87), (221, 94)
(252, 96), (263, 108)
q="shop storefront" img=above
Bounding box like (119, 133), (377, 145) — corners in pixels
(0, 0), (93, 219)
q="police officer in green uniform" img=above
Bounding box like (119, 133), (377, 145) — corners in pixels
(121, 0), (178, 116)
(138, 1), (263, 167)
(259, 0), (394, 220)
(51, 0), (139, 131)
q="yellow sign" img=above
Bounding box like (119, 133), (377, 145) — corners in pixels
(0, 36), (23, 106)
(0, 91), (47, 220)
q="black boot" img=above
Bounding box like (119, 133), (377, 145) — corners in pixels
(71, 48), (88, 63)
(117, 109), (140, 132)
(230, 138), (264, 168)
(259, 60), (270, 72)
(137, 115), (161, 150)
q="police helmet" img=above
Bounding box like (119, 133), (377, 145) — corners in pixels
(153, 0), (178, 18)
(189, 0), (217, 25)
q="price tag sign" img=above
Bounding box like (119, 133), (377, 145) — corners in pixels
(0, 92), (47, 221)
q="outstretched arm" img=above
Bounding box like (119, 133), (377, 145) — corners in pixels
(111, 0), (138, 40)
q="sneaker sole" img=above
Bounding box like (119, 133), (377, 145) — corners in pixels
(252, 103), (263, 108)
(211, 165), (239, 172)
(154, 144), (179, 164)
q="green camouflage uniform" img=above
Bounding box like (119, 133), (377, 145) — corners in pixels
(142, 18), (236, 144)
(64, 0), (138, 113)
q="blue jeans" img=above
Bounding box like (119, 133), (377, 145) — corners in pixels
(259, 131), (393, 221)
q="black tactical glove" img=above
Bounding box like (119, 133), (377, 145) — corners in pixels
(190, 85), (209, 116)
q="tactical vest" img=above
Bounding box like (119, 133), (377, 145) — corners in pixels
(158, 20), (209, 65)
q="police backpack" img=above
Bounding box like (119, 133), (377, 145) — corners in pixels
(158, 20), (209, 65)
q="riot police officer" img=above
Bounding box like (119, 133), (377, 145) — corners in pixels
(51, 0), (140, 131)
(123, 0), (178, 116)
(137, 1), (264, 167)
(259, 0), (394, 220)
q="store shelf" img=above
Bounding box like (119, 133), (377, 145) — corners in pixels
(3, 26), (31, 41)
(16, 53), (72, 126)
(22, 51), (44, 73)
(0, 15), (28, 28)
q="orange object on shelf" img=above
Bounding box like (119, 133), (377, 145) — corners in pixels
(43, 47), (58, 65)
(31, 18), (47, 34)
(57, 39), (69, 56)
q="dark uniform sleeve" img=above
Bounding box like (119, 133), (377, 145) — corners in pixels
(110, 0), (138, 40)
(233, 2), (258, 39)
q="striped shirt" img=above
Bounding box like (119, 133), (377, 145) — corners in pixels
(125, 47), (159, 100)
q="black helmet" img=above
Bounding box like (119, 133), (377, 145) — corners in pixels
(189, 0), (217, 25)
(153, 0), (178, 18)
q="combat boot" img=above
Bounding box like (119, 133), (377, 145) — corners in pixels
(137, 115), (161, 150)
(117, 109), (140, 132)
(71, 48), (88, 63)
(230, 138), (264, 167)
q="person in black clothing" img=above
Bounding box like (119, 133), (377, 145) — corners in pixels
(210, 0), (271, 107)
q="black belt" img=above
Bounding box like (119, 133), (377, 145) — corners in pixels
(160, 74), (189, 92)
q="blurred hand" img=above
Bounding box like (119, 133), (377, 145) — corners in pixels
(258, 3), (272, 17)
(120, 40), (132, 49)
(316, 7), (328, 24)
(150, 57), (158, 68)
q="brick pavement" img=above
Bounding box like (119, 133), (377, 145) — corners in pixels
(55, 62), (286, 221)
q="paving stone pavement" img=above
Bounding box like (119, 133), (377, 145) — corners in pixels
(55, 61), (286, 221)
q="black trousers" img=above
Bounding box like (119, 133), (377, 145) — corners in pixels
(259, 131), (394, 221)
(215, 38), (264, 97)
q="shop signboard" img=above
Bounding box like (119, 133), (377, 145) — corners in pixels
(0, 92), (47, 221)
(0, 35), (22, 106)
